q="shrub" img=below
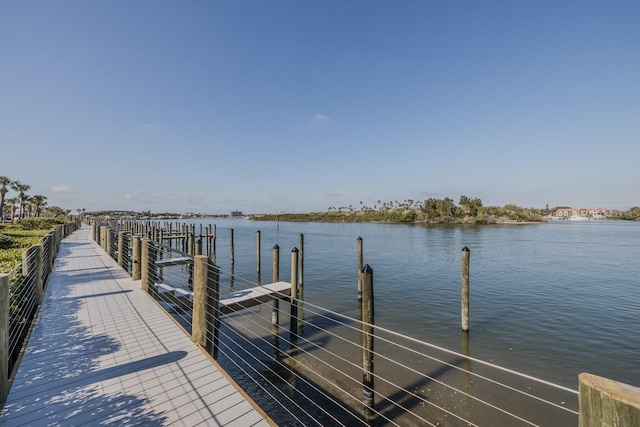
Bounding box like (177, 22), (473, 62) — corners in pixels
(16, 218), (64, 230)
(0, 233), (15, 249)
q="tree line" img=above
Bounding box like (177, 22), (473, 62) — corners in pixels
(256, 196), (568, 224)
(0, 176), (75, 223)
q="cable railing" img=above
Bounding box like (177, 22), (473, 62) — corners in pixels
(88, 220), (583, 427)
(1, 220), (80, 403)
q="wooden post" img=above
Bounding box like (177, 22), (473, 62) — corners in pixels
(141, 239), (156, 293)
(230, 228), (235, 266)
(272, 245), (280, 325)
(0, 274), (8, 404)
(461, 247), (470, 332)
(361, 264), (375, 413)
(106, 227), (112, 257)
(195, 238), (202, 256)
(117, 231), (126, 268)
(34, 244), (43, 304)
(298, 233), (304, 330)
(357, 237), (363, 301)
(289, 248), (299, 339)
(579, 373), (640, 427)
(256, 230), (261, 284)
(132, 236), (142, 280)
(192, 255), (220, 359)
(212, 225), (217, 264)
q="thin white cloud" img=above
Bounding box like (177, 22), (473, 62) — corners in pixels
(50, 186), (70, 193)
(310, 113), (330, 128)
(144, 122), (163, 132)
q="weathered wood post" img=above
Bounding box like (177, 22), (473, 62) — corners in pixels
(256, 230), (261, 284)
(192, 255), (220, 359)
(272, 245), (280, 326)
(141, 239), (157, 293)
(298, 233), (304, 330)
(357, 237), (363, 301)
(195, 238), (202, 256)
(132, 236), (142, 280)
(117, 231), (126, 268)
(289, 248), (299, 340)
(361, 264), (375, 415)
(579, 373), (640, 427)
(34, 244), (43, 304)
(0, 274), (8, 404)
(461, 247), (470, 331)
(105, 228), (113, 257)
(230, 229), (235, 266)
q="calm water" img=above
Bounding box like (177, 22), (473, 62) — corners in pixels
(181, 218), (640, 390)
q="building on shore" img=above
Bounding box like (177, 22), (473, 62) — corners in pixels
(230, 210), (243, 218)
(555, 207), (621, 220)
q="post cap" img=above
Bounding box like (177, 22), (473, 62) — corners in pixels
(462, 246), (470, 252)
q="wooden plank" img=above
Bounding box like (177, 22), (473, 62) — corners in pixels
(220, 281), (291, 315)
(154, 282), (292, 315)
(155, 256), (192, 267)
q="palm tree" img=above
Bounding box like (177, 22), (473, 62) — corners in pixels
(5, 197), (18, 223)
(0, 176), (13, 222)
(30, 195), (48, 217)
(11, 181), (31, 219)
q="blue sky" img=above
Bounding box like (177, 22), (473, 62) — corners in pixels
(1, 1), (638, 214)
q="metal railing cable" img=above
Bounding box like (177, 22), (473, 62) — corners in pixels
(282, 295), (579, 419)
(213, 321), (362, 426)
(205, 274), (438, 425)
(98, 223), (578, 426)
(183, 264), (567, 426)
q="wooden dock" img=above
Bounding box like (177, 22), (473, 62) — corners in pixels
(0, 226), (272, 426)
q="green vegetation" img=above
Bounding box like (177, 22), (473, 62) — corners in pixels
(611, 207), (640, 221)
(252, 196), (556, 224)
(0, 223), (60, 273)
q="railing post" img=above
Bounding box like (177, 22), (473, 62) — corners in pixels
(106, 229), (113, 258)
(141, 239), (156, 293)
(34, 244), (43, 305)
(132, 236), (141, 280)
(579, 373), (640, 426)
(461, 247), (470, 331)
(361, 264), (375, 415)
(0, 274), (9, 404)
(117, 231), (126, 268)
(192, 256), (220, 359)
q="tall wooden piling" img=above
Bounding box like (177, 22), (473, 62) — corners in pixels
(357, 237), (363, 301)
(230, 229), (235, 266)
(0, 274), (8, 404)
(290, 248), (299, 340)
(272, 245), (280, 326)
(256, 230), (261, 284)
(461, 247), (470, 331)
(361, 264), (375, 413)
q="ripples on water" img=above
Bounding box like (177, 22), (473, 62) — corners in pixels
(188, 218), (640, 390)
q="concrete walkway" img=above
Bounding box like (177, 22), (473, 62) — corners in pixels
(0, 225), (271, 426)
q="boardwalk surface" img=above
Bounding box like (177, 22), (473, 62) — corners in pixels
(0, 226), (271, 426)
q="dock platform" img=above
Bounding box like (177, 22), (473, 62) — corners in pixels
(0, 226), (272, 426)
